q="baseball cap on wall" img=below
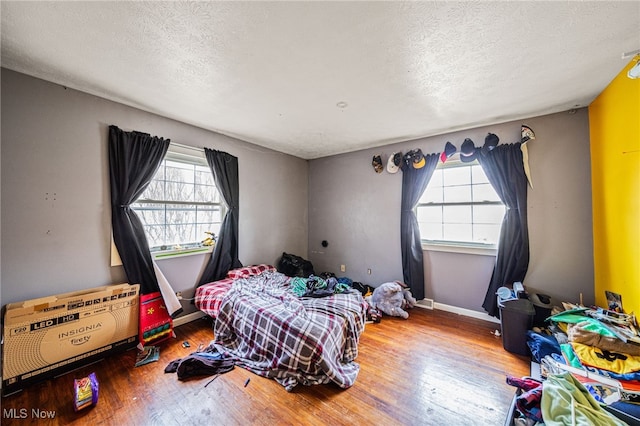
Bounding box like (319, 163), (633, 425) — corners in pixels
(412, 149), (426, 169)
(387, 152), (402, 173)
(440, 141), (456, 163)
(459, 138), (478, 163)
(521, 125), (535, 143)
(372, 154), (383, 173)
(481, 133), (499, 155)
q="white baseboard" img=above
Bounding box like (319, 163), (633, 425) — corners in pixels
(173, 311), (208, 327)
(414, 300), (500, 324)
(416, 298), (434, 309)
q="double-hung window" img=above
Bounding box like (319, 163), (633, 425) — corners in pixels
(416, 159), (505, 252)
(132, 145), (224, 256)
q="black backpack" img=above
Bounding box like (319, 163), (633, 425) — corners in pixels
(277, 252), (315, 278)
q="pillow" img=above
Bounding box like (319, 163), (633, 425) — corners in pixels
(226, 264), (275, 280)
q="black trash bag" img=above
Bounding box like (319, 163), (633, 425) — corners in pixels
(277, 252), (315, 278)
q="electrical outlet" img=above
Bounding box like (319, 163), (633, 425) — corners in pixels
(367, 269), (371, 275)
(340, 264), (346, 272)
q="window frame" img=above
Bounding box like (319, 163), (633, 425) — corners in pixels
(131, 144), (225, 259)
(416, 157), (504, 256)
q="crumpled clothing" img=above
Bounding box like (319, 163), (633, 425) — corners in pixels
(517, 386), (544, 423)
(337, 277), (353, 286)
(568, 321), (640, 356)
(571, 341), (640, 375)
(165, 344), (235, 380)
(541, 373), (627, 426)
(549, 311), (617, 338)
(290, 275), (351, 298)
(561, 343), (640, 383)
(527, 330), (562, 363)
(507, 375), (544, 423)
(507, 375), (543, 391)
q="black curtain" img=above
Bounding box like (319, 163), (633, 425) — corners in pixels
(197, 149), (242, 286)
(400, 153), (439, 301)
(108, 125), (169, 295)
(477, 143), (530, 317)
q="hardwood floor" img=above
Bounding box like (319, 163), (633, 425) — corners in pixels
(1, 308), (530, 425)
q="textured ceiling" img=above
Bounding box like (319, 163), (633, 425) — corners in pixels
(2, 1), (639, 159)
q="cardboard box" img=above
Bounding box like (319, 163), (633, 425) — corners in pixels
(2, 283), (139, 396)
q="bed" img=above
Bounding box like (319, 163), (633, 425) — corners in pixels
(194, 265), (367, 391)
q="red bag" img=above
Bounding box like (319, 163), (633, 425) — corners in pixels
(138, 292), (174, 348)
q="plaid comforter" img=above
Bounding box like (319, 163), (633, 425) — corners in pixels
(194, 277), (234, 318)
(213, 271), (367, 391)
(195, 265), (276, 318)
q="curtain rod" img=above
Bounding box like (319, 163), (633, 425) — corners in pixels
(170, 142), (203, 152)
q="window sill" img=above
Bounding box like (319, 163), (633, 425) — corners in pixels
(152, 246), (213, 260)
(422, 242), (497, 257)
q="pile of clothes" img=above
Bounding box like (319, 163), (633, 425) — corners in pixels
(165, 343), (235, 381)
(508, 303), (640, 425)
(289, 275), (353, 298)
(289, 273), (372, 298)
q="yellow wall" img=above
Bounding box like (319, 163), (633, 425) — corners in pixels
(589, 56), (640, 314)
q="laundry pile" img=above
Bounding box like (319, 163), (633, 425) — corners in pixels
(289, 275), (353, 298)
(508, 302), (640, 425)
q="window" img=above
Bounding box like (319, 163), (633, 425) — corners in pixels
(132, 145), (224, 253)
(416, 159), (505, 249)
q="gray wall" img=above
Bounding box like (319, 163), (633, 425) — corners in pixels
(308, 109), (594, 313)
(0, 69), (308, 314)
(1, 68), (594, 319)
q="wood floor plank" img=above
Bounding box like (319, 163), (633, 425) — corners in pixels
(1, 308), (529, 425)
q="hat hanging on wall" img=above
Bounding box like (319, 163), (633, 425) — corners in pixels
(481, 133), (499, 156)
(372, 154), (383, 173)
(440, 141), (456, 163)
(412, 149), (426, 169)
(401, 149), (425, 170)
(521, 125), (535, 143)
(402, 151), (413, 169)
(459, 138), (478, 163)
(387, 152), (402, 173)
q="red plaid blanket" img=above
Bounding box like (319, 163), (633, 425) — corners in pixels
(195, 265), (276, 318)
(194, 278), (234, 318)
(213, 271), (367, 391)
(226, 264), (275, 279)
